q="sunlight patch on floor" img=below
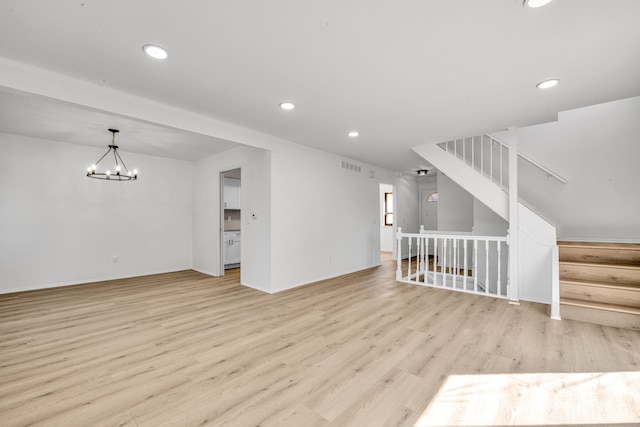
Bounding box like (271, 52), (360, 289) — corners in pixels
(415, 372), (640, 426)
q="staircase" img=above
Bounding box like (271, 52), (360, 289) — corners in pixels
(413, 134), (559, 309)
(559, 241), (640, 331)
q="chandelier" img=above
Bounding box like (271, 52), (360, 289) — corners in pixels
(86, 129), (138, 181)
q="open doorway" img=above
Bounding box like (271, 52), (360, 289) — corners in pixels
(220, 168), (241, 275)
(379, 183), (394, 262)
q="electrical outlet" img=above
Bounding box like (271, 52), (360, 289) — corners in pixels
(113, 256), (119, 263)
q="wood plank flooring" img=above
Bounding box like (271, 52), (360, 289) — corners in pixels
(1, 255), (640, 426)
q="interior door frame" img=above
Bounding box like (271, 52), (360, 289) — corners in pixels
(219, 168), (242, 277)
(378, 182), (396, 262)
(219, 171), (226, 277)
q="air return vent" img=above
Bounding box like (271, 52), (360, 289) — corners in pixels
(341, 160), (362, 173)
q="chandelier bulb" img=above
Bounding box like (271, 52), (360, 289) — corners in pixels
(91, 164), (97, 171)
(133, 169), (138, 175)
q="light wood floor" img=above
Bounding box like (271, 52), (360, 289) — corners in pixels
(1, 255), (639, 426)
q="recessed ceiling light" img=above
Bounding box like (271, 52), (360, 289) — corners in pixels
(523, 0), (553, 7)
(348, 131), (359, 137)
(142, 44), (168, 60)
(536, 79), (559, 89)
(279, 102), (295, 110)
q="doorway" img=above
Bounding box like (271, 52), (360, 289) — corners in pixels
(420, 188), (438, 231)
(220, 168), (241, 275)
(379, 183), (394, 260)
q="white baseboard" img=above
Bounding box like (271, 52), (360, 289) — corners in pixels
(519, 295), (551, 305)
(0, 268), (194, 295)
(269, 263), (380, 294)
(192, 267), (220, 277)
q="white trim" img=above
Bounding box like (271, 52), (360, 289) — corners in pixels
(239, 281), (272, 294)
(0, 268), (196, 295)
(520, 295), (552, 305)
(559, 237), (640, 244)
(550, 245), (561, 320)
(191, 268), (220, 278)
(270, 263), (380, 294)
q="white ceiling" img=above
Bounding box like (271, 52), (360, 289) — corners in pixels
(1, 0), (639, 173)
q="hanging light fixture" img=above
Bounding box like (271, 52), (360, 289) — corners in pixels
(86, 129), (138, 181)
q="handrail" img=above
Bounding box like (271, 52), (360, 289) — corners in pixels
(406, 230), (507, 242)
(484, 134), (567, 184)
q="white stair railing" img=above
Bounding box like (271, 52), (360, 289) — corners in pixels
(438, 133), (567, 190)
(396, 227), (509, 299)
(415, 131), (562, 319)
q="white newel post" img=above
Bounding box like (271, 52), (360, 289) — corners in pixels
(551, 244), (561, 320)
(396, 227), (403, 281)
(508, 126), (519, 303)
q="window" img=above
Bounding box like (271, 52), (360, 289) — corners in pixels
(426, 191), (438, 203)
(384, 192), (393, 226)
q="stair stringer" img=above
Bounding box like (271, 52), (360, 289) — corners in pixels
(413, 143), (558, 305)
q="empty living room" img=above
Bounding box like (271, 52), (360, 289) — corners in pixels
(1, 1), (639, 426)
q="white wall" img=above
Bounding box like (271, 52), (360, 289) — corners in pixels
(516, 205), (556, 303)
(192, 146), (271, 292)
(270, 142), (377, 292)
(418, 174), (438, 229)
(391, 172), (420, 259)
(379, 183), (394, 252)
(0, 59), (424, 295)
(472, 199), (509, 295)
(0, 133), (193, 293)
(2, 131), (417, 296)
(501, 96), (640, 242)
(268, 141), (419, 292)
(437, 172), (473, 232)
(473, 199), (508, 237)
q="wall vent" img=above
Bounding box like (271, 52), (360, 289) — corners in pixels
(341, 160), (362, 173)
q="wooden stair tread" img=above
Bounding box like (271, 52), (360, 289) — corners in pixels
(560, 279), (640, 290)
(560, 298), (640, 315)
(560, 260), (640, 270)
(558, 241), (640, 330)
(558, 241), (640, 250)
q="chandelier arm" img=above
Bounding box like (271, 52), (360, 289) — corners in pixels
(114, 149), (130, 173)
(113, 147), (120, 171)
(93, 147), (112, 166)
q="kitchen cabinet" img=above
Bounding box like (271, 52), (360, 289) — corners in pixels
(224, 231), (241, 266)
(223, 177), (241, 209)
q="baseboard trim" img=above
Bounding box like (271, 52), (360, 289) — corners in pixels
(520, 295), (552, 305)
(270, 263), (381, 294)
(0, 268), (195, 295)
(191, 268), (220, 278)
